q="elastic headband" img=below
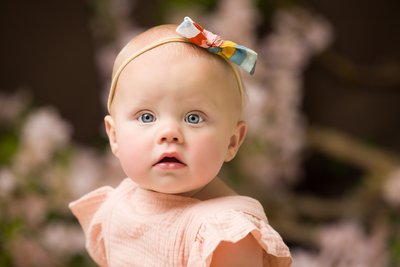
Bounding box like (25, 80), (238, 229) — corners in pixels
(107, 36), (245, 112)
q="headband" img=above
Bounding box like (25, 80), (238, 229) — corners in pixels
(107, 17), (257, 112)
(176, 16), (257, 74)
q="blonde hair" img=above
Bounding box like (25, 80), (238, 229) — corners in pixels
(107, 25), (245, 113)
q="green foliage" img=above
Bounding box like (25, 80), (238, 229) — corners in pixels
(0, 132), (18, 166)
(389, 213), (400, 267)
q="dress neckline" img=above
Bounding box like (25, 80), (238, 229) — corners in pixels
(122, 178), (263, 216)
(131, 184), (201, 214)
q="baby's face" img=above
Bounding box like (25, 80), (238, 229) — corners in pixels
(106, 46), (246, 195)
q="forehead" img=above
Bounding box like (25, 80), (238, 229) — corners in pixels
(140, 42), (229, 72)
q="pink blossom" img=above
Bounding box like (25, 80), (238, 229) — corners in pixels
(0, 88), (31, 124)
(68, 148), (103, 199)
(7, 194), (48, 227)
(0, 168), (17, 198)
(246, 7), (332, 184)
(15, 107), (72, 173)
(293, 222), (388, 267)
(209, 0), (259, 47)
(11, 236), (54, 267)
(317, 222), (388, 267)
(42, 223), (85, 256)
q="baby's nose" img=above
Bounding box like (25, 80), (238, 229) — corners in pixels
(157, 124), (184, 144)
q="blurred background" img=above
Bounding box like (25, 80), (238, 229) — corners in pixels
(0, 0), (399, 266)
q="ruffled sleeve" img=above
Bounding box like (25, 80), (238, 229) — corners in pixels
(187, 207), (292, 267)
(69, 186), (113, 267)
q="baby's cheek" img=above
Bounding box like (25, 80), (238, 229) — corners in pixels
(193, 137), (227, 170)
(118, 138), (147, 175)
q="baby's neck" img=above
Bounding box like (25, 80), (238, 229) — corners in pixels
(189, 177), (237, 200)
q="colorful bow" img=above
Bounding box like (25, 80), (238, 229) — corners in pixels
(176, 17), (257, 75)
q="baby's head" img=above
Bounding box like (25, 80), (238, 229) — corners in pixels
(105, 21), (251, 195)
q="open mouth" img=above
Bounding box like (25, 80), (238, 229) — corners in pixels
(154, 153), (186, 169)
(158, 157), (183, 164)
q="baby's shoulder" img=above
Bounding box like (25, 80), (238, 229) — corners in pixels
(184, 195), (269, 241)
(185, 196), (292, 266)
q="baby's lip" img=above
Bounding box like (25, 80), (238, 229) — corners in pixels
(154, 152), (185, 166)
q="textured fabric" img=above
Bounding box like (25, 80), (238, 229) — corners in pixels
(69, 178), (292, 267)
(176, 16), (258, 75)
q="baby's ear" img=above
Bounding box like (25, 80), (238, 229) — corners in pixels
(225, 121), (247, 162)
(104, 115), (119, 157)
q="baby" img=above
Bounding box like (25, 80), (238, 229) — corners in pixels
(69, 17), (292, 267)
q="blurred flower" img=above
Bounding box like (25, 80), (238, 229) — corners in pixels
(291, 249), (320, 267)
(89, 0), (142, 110)
(14, 107), (72, 173)
(293, 221), (388, 267)
(318, 222), (388, 267)
(243, 81), (269, 135)
(243, 7), (332, 185)
(11, 236), (54, 267)
(0, 98), (124, 266)
(42, 223), (85, 256)
(382, 168), (400, 208)
(273, 7), (333, 53)
(261, 36), (309, 72)
(68, 148), (103, 199)
(101, 149), (126, 186)
(0, 168), (16, 198)
(241, 154), (280, 187)
(7, 194), (48, 228)
(209, 0), (259, 47)
(0, 88), (31, 124)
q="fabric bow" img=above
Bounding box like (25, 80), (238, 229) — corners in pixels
(176, 16), (257, 75)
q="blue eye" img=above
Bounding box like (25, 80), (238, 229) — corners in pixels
(185, 113), (203, 124)
(139, 113), (156, 123)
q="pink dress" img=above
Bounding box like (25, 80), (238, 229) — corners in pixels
(69, 178), (292, 267)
